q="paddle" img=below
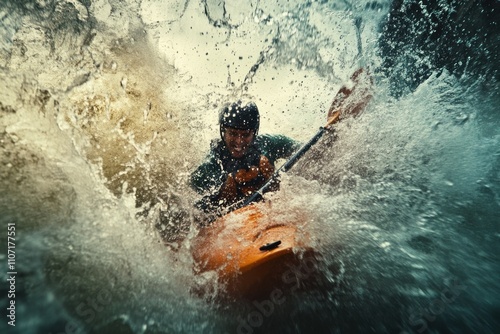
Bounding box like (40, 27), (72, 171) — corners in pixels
(238, 68), (373, 208)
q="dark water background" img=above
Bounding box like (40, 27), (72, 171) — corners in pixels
(0, 0), (499, 333)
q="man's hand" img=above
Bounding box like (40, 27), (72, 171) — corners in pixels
(219, 156), (275, 202)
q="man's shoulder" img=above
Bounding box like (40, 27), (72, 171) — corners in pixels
(255, 134), (297, 146)
(206, 139), (225, 158)
(255, 134), (300, 162)
(256, 134), (295, 145)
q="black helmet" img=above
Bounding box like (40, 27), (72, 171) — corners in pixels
(219, 101), (260, 133)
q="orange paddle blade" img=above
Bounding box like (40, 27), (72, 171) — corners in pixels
(327, 68), (374, 127)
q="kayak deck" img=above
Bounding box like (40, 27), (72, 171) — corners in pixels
(192, 203), (318, 299)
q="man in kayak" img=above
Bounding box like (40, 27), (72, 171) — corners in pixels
(190, 100), (300, 214)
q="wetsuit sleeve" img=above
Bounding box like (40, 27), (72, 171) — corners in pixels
(190, 157), (231, 213)
(190, 157), (224, 195)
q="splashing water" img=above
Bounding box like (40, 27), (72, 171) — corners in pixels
(1, 0), (499, 333)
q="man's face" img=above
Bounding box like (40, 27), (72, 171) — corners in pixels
(223, 127), (255, 159)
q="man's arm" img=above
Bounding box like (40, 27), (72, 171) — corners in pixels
(190, 158), (228, 213)
(190, 158), (224, 194)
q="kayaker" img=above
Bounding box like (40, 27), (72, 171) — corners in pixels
(190, 100), (300, 214)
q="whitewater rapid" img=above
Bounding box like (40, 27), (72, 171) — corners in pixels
(1, 1), (499, 333)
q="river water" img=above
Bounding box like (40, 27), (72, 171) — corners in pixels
(0, 1), (499, 333)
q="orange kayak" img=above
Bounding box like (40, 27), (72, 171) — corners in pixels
(192, 203), (319, 300)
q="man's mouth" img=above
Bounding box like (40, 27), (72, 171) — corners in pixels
(231, 145), (245, 156)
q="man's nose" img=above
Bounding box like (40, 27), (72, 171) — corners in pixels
(234, 135), (244, 144)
